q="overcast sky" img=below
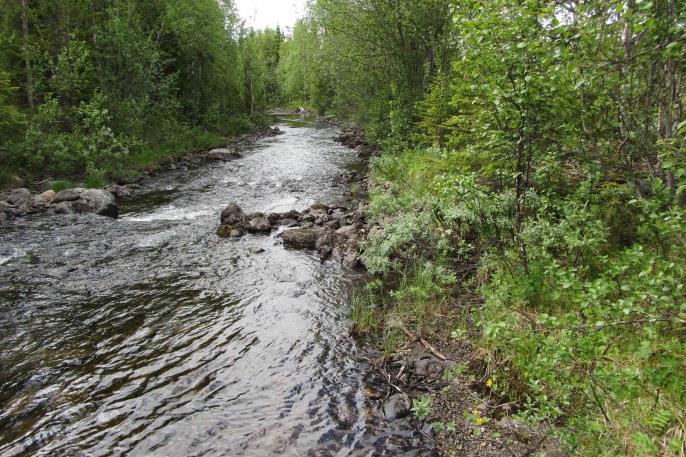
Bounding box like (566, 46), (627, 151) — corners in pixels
(235, 0), (307, 31)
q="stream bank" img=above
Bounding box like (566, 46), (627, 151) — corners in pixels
(337, 124), (568, 457)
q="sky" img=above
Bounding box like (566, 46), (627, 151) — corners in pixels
(235, 0), (307, 31)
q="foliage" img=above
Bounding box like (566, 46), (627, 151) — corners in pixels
(0, 0), (271, 187)
(412, 394), (432, 421)
(310, 0), (686, 452)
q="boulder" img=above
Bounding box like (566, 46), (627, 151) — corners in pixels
(206, 148), (241, 161)
(323, 219), (341, 230)
(4, 188), (32, 207)
(277, 218), (299, 227)
(319, 246), (333, 261)
(411, 353), (444, 379)
(342, 251), (361, 269)
(310, 203), (329, 212)
(54, 188), (83, 203)
(75, 189), (118, 218)
(383, 393), (411, 421)
(336, 225), (358, 238)
(38, 190), (56, 204)
(105, 184), (131, 198)
(368, 225), (384, 239)
(53, 201), (74, 214)
(221, 202), (244, 225)
(244, 216), (272, 233)
(283, 210), (301, 220)
(30, 195), (49, 210)
(315, 232), (347, 251)
(267, 212), (282, 224)
(329, 208), (346, 219)
(282, 229), (320, 249)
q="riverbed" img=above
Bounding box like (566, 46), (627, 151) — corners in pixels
(0, 118), (429, 456)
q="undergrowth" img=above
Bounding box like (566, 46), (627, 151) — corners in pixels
(356, 146), (686, 456)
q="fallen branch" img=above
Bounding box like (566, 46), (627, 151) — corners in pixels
(400, 324), (449, 361)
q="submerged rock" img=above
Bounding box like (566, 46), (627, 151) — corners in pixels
(217, 225), (242, 238)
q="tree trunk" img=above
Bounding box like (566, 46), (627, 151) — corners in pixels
(20, 0), (34, 111)
(656, 0), (682, 203)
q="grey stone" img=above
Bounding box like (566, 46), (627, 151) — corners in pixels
(221, 202), (244, 225)
(75, 189), (118, 218)
(342, 251), (361, 269)
(245, 216), (272, 233)
(324, 219), (341, 230)
(282, 229), (320, 249)
(206, 148), (241, 160)
(383, 393), (411, 421)
(38, 190), (56, 204)
(54, 188), (83, 203)
(336, 225), (358, 238)
(315, 232), (347, 251)
(53, 201), (74, 214)
(3, 188), (32, 206)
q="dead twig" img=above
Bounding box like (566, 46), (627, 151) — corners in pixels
(400, 324), (449, 361)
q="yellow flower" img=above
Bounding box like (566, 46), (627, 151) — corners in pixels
(475, 417), (484, 426)
(472, 409), (479, 416)
(486, 378), (494, 388)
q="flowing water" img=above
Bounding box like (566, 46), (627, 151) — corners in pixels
(0, 119), (428, 456)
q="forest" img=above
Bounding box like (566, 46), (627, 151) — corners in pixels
(1, 0), (685, 455)
(0, 0), (283, 188)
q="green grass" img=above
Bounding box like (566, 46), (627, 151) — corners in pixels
(350, 291), (377, 337)
(129, 130), (225, 171)
(1, 127), (238, 191)
(49, 180), (74, 192)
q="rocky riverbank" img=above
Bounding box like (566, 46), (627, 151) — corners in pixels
(0, 187), (119, 222)
(0, 126), (284, 223)
(316, 121), (566, 457)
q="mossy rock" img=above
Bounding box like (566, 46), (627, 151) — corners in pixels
(217, 224), (241, 238)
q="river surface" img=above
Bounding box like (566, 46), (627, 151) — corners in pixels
(0, 119), (428, 456)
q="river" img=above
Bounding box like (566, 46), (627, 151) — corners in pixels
(0, 118), (429, 456)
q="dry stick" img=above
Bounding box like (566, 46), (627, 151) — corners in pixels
(400, 325), (449, 361)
